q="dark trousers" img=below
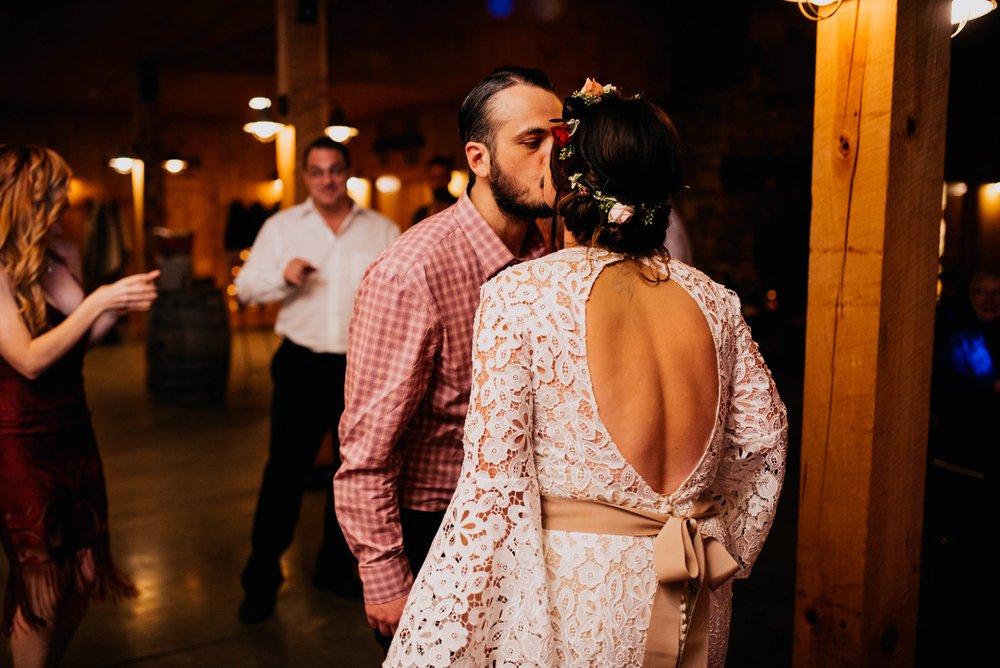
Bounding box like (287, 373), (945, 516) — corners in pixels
(241, 339), (357, 594)
(374, 507), (446, 653)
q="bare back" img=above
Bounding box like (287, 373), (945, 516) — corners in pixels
(586, 260), (719, 495)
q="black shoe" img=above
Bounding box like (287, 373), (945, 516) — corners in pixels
(238, 590), (277, 624)
(313, 571), (363, 600)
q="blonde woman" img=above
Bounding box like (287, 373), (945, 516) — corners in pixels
(0, 144), (157, 667)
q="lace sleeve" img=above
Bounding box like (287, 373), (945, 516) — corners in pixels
(386, 281), (553, 667)
(711, 292), (789, 578)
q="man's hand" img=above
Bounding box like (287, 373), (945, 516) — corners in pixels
(283, 258), (317, 286)
(365, 594), (408, 638)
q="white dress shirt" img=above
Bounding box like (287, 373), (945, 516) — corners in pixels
(234, 198), (399, 354)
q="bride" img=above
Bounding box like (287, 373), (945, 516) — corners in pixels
(386, 80), (788, 667)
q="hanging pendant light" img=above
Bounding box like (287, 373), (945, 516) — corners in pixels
(108, 147), (139, 174)
(243, 96), (286, 143)
(161, 152), (189, 174)
(324, 102), (359, 144)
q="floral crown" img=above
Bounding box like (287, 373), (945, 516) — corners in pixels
(551, 78), (664, 227)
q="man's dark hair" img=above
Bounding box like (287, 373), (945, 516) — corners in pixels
(459, 66), (554, 149)
(301, 136), (351, 169)
(458, 66), (553, 188)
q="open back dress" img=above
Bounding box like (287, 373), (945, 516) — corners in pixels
(387, 247), (788, 667)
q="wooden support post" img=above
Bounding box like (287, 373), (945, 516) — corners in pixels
(276, 124), (298, 210)
(793, 0), (950, 665)
(134, 59), (165, 272)
(275, 0), (329, 205)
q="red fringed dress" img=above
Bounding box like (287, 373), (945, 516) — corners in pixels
(0, 306), (136, 634)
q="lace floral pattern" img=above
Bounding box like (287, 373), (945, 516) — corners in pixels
(387, 248), (788, 667)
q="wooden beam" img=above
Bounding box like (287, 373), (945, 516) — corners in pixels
(793, 0), (950, 665)
(276, 0), (329, 204)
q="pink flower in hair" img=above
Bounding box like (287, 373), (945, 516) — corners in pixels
(607, 202), (635, 224)
(579, 78), (605, 97)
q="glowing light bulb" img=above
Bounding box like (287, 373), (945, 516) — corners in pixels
(375, 175), (401, 193)
(109, 156), (135, 174)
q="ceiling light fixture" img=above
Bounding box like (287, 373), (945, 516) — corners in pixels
(161, 152), (189, 174)
(243, 96), (287, 143)
(324, 102), (359, 143)
(108, 151), (138, 174)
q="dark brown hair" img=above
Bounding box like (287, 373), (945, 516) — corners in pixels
(552, 94), (684, 261)
(301, 136), (350, 169)
(459, 66), (554, 188)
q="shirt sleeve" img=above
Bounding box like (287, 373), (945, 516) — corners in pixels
(233, 218), (293, 305)
(334, 264), (440, 604)
(388, 281), (554, 667)
(711, 290), (789, 578)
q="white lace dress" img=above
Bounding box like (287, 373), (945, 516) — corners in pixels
(386, 247), (788, 667)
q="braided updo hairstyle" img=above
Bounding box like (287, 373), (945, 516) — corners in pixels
(551, 93), (683, 261)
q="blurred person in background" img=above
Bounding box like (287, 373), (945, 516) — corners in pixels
(410, 155), (458, 226)
(1, 144), (157, 667)
(233, 137), (399, 624)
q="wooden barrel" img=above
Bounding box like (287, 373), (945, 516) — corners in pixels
(146, 286), (230, 404)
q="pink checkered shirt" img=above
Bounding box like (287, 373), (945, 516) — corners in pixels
(335, 194), (546, 604)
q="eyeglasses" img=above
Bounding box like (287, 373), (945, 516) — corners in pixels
(305, 165), (348, 178)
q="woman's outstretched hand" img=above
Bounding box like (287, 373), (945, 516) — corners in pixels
(92, 270), (161, 314)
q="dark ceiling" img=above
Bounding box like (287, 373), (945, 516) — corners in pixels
(2, 1), (276, 117)
(0, 1), (804, 120)
(1, 0), (997, 182)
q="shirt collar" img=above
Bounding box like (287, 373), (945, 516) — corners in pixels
(454, 193), (547, 279)
(303, 197), (361, 233)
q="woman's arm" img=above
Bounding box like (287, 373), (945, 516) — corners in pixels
(712, 291), (789, 577)
(47, 236), (122, 346)
(387, 280), (552, 667)
(88, 309), (122, 346)
(0, 269), (159, 379)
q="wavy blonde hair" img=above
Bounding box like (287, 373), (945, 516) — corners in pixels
(0, 144), (72, 336)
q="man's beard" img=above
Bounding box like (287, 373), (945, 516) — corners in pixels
(490, 157), (553, 222)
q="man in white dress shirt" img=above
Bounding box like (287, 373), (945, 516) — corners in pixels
(233, 137), (399, 623)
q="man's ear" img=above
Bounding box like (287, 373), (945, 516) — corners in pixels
(465, 141), (490, 181)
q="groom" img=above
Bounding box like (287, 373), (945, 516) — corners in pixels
(334, 65), (562, 650)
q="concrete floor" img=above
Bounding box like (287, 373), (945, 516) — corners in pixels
(1, 324), (801, 667)
(1, 328), (382, 668)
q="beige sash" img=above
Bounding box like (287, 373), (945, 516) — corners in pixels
(540, 493), (738, 668)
